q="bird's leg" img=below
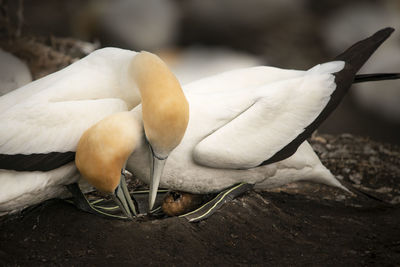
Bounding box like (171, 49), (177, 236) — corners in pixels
(179, 183), (254, 222)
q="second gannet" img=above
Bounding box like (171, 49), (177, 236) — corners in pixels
(76, 28), (399, 220)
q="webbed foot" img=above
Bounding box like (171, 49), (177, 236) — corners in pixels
(179, 183), (254, 222)
(65, 183), (133, 220)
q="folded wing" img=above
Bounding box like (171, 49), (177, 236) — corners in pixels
(0, 98), (128, 171)
(193, 61), (344, 169)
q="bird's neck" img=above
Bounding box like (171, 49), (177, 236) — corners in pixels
(119, 61), (141, 110)
(130, 51), (189, 157)
(75, 111), (143, 193)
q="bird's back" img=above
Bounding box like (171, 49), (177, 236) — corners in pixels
(0, 48), (137, 113)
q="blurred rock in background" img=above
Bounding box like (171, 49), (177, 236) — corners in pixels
(323, 0), (400, 123)
(1, 0), (399, 143)
(72, 0), (180, 50)
(159, 46), (262, 85)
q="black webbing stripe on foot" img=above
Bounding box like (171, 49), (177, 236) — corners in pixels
(65, 183), (130, 220)
(180, 183), (254, 222)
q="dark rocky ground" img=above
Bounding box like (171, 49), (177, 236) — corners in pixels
(0, 134), (399, 266)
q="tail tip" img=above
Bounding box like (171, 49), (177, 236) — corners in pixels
(374, 27), (395, 38)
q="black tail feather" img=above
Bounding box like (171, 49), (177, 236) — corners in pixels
(334, 27), (394, 66)
(331, 27), (394, 110)
(354, 73), (400, 83)
(260, 28), (395, 166)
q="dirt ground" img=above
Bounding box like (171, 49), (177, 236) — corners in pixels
(0, 134), (399, 266)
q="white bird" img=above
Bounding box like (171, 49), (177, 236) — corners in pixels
(0, 48), (143, 216)
(76, 28), (398, 219)
(0, 49), (32, 96)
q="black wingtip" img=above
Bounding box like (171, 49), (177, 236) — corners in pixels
(332, 27), (395, 100)
(260, 28), (395, 166)
(373, 27), (394, 36)
(334, 27), (394, 71)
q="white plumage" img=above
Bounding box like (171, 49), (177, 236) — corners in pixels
(126, 62), (347, 193)
(0, 49), (32, 96)
(0, 48), (139, 154)
(0, 164), (77, 214)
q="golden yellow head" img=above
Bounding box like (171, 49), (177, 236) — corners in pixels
(75, 112), (141, 193)
(130, 51), (189, 156)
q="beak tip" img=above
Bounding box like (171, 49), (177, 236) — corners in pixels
(148, 151), (167, 213)
(148, 194), (156, 212)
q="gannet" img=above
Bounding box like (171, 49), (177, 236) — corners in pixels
(76, 28), (399, 218)
(0, 48), (178, 217)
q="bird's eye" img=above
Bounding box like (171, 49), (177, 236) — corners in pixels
(171, 192), (182, 201)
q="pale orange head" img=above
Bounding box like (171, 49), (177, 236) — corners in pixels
(75, 112), (141, 193)
(130, 51), (189, 157)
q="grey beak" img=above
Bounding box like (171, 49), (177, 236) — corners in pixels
(111, 171), (137, 219)
(148, 147), (167, 212)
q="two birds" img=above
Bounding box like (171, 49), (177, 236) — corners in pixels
(0, 28), (398, 218)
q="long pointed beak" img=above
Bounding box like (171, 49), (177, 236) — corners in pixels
(111, 172), (138, 219)
(149, 149), (167, 212)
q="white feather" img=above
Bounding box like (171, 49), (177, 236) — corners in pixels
(193, 62), (344, 169)
(0, 48), (139, 154)
(0, 49), (32, 96)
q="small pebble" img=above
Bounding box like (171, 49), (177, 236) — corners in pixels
(349, 173), (363, 185)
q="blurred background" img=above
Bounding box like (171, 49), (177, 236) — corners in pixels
(1, 0), (399, 144)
